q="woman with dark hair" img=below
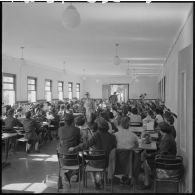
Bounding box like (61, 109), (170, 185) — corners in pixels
(138, 122), (177, 190)
(69, 117), (116, 189)
(129, 107), (142, 125)
(158, 122), (177, 155)
(87, 112), (98, 134)
(100, 111), (113, 134)
(164, 111), (176, 139)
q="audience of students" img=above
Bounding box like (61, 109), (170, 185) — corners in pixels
(2, 97), (179, 190)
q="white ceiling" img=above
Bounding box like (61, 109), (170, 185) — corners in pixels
(2, 2), (192, 77)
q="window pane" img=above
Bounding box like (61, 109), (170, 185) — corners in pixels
(45, 86), (51, 91)
(58, 82), (63, 87)
(28, 91), (36, 102)
(45, 91), (51, 101)
(45, 81), (51, 86)
(3, 83), (14, 90)
(3, 76), (14, 83)
(58, 87), (63, 92)
(3, 91), (15, 106)
(59, 92), (63, 100)
(76, 92), (80, 99)
(68, 92), (72, 99)
(28, 85), (35, 90)
(28, 79), (35, 84)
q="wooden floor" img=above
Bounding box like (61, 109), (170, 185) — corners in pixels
(2, 139), (155, 193)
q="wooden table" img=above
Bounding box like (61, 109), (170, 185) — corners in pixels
(129, 126), (144, 133)
(138, 139), (157, 150)
(129, 126), (159, 139)
(2, 133), (18, 168)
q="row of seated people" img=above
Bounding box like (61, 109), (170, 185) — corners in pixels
(2, 99), (178, 189)
(57, 108), (177, 190)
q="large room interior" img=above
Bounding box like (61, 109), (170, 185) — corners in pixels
(2, 2), (193, 193)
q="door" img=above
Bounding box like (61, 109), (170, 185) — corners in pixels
(178, 44), (193, 192)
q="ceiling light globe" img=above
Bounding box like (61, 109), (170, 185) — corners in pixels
(62, 5), (81, 28)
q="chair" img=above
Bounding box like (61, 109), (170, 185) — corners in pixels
(109, 148), (135, 193)
(56, 149), (82, 193)
(82, 150), (106, 190)
(16, 136), (28, 151)
(154, 154), (184, 193)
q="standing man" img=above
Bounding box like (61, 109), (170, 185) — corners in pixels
(109, 92), (118, 105)
(83, 92), (95, 122)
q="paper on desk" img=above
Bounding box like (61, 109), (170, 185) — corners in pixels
(146, 121), (154, 130)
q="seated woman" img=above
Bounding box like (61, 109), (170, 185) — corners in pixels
(4, 108), (23, 130)
(100, 111), (113, 134)
(114, 116), (139, 184)
(4, 108), (23, 151)
(138, 121), (177, 190)
(129, 107), (142, 126)
(115, 116), (139, 149)
(22, 111), (40, 153)
(163, 111), (176, 139)
(58, 113), (81, 184)
(68, 117), (116, 189)
(74, 115), (93, 143)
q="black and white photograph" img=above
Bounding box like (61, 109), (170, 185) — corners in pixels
(1, 1), (193, 193)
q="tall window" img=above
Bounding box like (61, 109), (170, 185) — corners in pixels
(58, 81), (64, 100)
(68, 82), (73, 99)
(76, 83), (80, 99)
(27, 77), (37, 102)
(3, 73), (16, 106)
(45, 79), (52, 101)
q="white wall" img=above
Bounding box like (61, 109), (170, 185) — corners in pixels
(83, 75), (159, 99)
(158, 7), (193, 193)
(2, 54), (83, 102)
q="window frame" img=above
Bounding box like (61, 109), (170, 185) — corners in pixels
(27, 76), (37, 103)
(2, 73), (16, 105)
(76, 83), (80, 99)
(68, 82), (73, 99)
(58, 81), (64, 100)
(45, 79), (52, 101)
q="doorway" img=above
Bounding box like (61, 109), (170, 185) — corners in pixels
(110, 84), (129, 103)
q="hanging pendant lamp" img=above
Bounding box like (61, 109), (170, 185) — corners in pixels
(62, 3), (81, 28)
(113, 43), (121, 65)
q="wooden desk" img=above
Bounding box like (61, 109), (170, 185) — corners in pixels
(129, 126), (144, 133)
(2, 133), (18, 168)
(73, 113), (83, 116)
